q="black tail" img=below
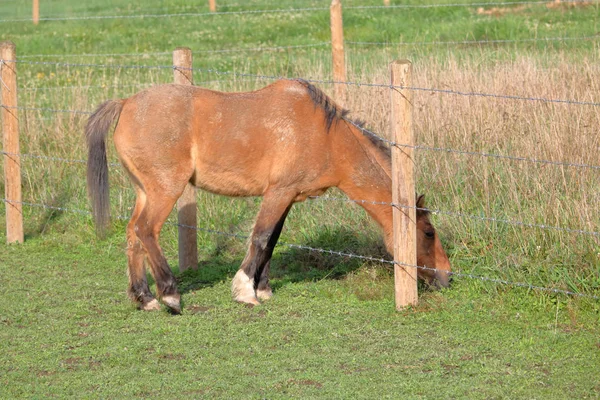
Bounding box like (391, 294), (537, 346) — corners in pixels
(85, 99), (123, 236)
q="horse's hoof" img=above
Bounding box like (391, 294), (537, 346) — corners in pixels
(256, 288), (273, 301)
(140, 299), (161, 311)
(162, 294), (181, 314)
(232, 269), (259, 305)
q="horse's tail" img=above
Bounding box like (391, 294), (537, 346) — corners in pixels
(85, 99), (124, 236)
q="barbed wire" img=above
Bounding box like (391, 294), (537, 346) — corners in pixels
(307, 195), (600, 237)
(0, 104), (93, 115)
(343, 119), (600, 171)
(347, 0), (593, 9)
(0, 0), (593, 23)
(2, 197), (598, 300)
(0, 6), (330, 23)
(0, 151), (121, 166)
(18, 43), (330, 59)
(4, 59), (600, 107)
(16, 34), (597, 62)
(18, 78), (263, 92)
(347, 34), (599, 47)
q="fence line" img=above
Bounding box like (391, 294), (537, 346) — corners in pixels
(18, 43), (330, 59)
(0, 150), (121, 166)
(4, 59), (599, 107)
(0, 104), (92, 115)
(2, 197), (597, 300)
(307, 196), (600, 237)
(15, 34), (597, 61)
(344, 119), (600, 170)
(347, 35), (600, 47)
(0, 0), (593, 23)
(2, 146), (599, 238)
(19, 78), (265, 92)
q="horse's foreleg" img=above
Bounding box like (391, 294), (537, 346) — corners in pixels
(126, 191), (159, 311)
(135, 193), (181, 313)
(232, 190), (293, 305)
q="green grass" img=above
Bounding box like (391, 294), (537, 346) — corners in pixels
(1, 226), (599, 398)
(0, 0), (599, 397)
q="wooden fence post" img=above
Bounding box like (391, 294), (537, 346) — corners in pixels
(209, 0), (216, 12)
(33, 0), (39, 25)
(173, 47), (198, 272)
(330, 0), (346, 105)
(390, 60), (417, 309)
(1, 41), (24, 244)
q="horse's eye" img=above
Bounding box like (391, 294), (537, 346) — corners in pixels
(425, 231), (435, 239)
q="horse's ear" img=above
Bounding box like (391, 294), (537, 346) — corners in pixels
(416, 194), (426, 209)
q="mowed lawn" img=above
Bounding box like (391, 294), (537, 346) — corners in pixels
(0, 0), (599, 398)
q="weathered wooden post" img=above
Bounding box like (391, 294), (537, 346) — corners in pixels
(209, 0), (216, 12)
(330, 0), (346, 105)
(390, 60), (417, 309)
(173, 47), (198, 271)
(33, 0), (39, 25)
(1, 41), (24, 244)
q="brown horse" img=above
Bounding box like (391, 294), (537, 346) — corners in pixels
(86, 79), (451, 313)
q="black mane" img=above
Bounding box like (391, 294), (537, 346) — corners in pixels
(296, 79), (349, 131)
(297, 79), (391, 159)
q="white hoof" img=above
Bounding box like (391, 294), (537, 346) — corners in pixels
(256, 288), (273, 301)
(161, 294), (181, 314)
(232, 270), (260, 305)
(141, 299), (161, 311)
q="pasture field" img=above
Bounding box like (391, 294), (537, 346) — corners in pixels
(1, 0), (599, 397)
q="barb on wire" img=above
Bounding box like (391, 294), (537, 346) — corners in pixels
(3, 198), (598, 300)
(344, 118), (600, 170)
(307, 195), (600, 237)
(347, 34), (599, 47)
(7, 59), (600, 107)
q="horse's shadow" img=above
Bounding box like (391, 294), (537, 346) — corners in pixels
(176, 226), (389, 295)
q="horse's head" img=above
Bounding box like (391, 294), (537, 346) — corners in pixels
(415, 194), (452, 289)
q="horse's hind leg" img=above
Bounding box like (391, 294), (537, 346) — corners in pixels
(232, 190), (294, 305)
(126, 190), (159, 311)
(135, 190), (182, 313)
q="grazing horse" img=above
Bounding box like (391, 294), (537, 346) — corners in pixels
(85, 79), (451, 313)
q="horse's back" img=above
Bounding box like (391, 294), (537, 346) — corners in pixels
(113, 81), (337, 198)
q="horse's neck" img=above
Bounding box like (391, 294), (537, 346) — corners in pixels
(334, 122), (394, 253)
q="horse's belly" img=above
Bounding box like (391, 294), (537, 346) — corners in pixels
(192, 164), (266, 197)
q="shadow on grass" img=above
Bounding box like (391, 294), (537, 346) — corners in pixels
(176, 226), (389, 295)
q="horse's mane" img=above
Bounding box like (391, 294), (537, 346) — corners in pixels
(296, 79), (349, 131)
(296, 79), (391, 159)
